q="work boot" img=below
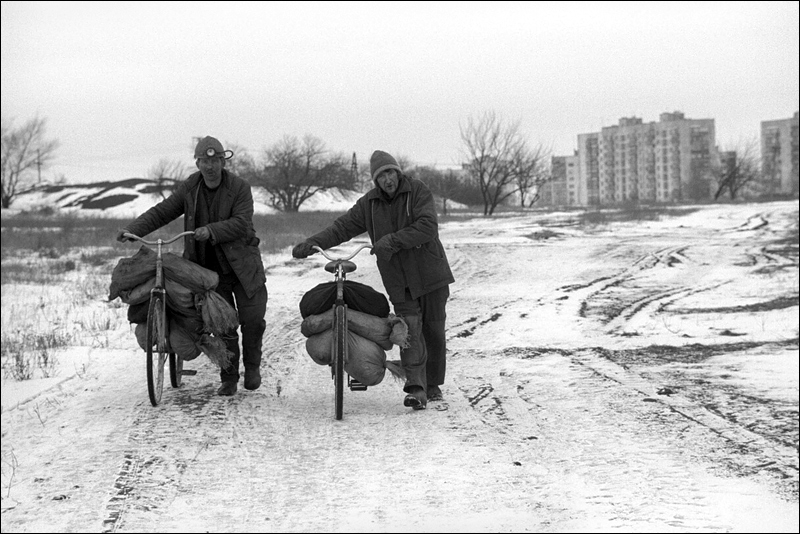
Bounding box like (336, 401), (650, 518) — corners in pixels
(403, 386), (427, 410)
(244, 368), (262, 391)
(427, 385), (443, 402)
(217, 381), (238, 396)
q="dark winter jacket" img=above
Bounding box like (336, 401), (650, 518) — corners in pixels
(123, 169), (266, 299)
(308, 174), (454, 303)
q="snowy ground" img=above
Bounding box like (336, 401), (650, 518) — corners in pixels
(1, 200), (798, 532)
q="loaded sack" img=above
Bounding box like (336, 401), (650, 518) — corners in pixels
(298, 282), (407, 386)
(109, 244), (238, 370)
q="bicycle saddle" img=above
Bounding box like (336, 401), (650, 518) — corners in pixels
(325, 260), (357, 274)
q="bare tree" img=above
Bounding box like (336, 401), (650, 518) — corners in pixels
(1, 115), (59, 208)
(222, 142), (258, 183)
(713, 138), (762, 200)
(460, 111), (543, 215)
(394, 154), (414, 173)
(255, 135), (356, 212)
(411, 166), (465, 216)
(514, 144), (552, 207)
(355, 162), (373, 193)
(147, 158), (192, 199)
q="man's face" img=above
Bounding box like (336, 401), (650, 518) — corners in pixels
(376, 169), (399, 197)
(197, 156), (223, 183)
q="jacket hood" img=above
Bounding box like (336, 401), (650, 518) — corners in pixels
(370, 150), (402, 181)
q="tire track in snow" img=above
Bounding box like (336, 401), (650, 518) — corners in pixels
(101, 379), (226, 532)
(451, 347), (797, 526)
(601, 282), (728, 334)
(100, 314), (301, 532)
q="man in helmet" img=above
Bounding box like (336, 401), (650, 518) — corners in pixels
(116, 136), (267, 396)
(292, 150), (454, 410)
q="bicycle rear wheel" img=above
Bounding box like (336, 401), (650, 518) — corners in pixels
(169, 352), (183, 388)
(333, 305), (346, 420)
(146, 295), (168, 406)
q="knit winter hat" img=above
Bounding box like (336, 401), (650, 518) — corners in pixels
(194, 136), (233, 159)
(370, 150), (402, 180)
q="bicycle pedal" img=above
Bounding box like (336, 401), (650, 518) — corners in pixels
(181, 369), (197, 376)
(349, 381), (368, 391)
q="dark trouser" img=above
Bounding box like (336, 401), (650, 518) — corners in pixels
(392, 285), (449, 393)
(215, 272), (268, 384)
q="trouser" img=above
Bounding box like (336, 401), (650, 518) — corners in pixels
(215, 272), (268, 383)
(392, 285), (450, 393)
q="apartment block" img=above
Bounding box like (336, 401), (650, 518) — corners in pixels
(541, 153), (580, 206)
(577, 111), (716, 205)
(761, 111), (799, 195)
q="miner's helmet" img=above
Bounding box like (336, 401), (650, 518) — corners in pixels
(194, 136), (233, 159)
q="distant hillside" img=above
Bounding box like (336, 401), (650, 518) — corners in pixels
(2, 179), (364, 219)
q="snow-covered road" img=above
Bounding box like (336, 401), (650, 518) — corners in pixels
(2, 201), (798, 532)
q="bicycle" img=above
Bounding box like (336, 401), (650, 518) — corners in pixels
(311, 244), (373, 420)
(123, 231), (196, 406)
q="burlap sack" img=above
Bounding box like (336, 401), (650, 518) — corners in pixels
(165, 278), (195, 314)
(109, 246), (157, 300)
(304, 329), (404, 386)
(133, 321), (171, 352)
(199, 291), (239, 337)
(171, 310), (205, 335)
(198, 334), (234, 370)
(109, 245), (218, 301)
(127, 299), (150, 324)
(305, 329), (334, 366)
(343, 332), (388, 386)
(300, 309), (334, 338)
(118, 277), (155, 305)
(162, 252), (218, 294)
(168, 319), (201, 361)
(301, 309), (407, 351)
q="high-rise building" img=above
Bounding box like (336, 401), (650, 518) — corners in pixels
(761, 111), (799, 196)
(577, 112), (716, 205)
(577, 133), (599, 206)
(541, 153), (580, 206)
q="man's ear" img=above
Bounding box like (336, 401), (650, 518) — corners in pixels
(195, 160), (200, 169)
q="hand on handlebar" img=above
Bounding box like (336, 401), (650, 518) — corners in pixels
(194, 226), (211, 242)
(116, 229), (134, 243)
(116, 230), (194, 245)
(292, 241), (317, 259)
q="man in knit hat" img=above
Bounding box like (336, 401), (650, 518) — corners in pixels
(292, 150), (454, 410)
(117, 136), (268, 397)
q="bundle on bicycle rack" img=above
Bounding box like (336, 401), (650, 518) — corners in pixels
(299, 281), (407, 386)
(299, 280), (390, 319)
(109, 245), (238, 370)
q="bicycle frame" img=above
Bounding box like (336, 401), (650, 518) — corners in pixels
(312, 244), (372, 419)
(123, 231), (194, 405)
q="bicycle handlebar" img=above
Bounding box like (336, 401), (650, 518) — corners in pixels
(312, 244), (372, 261)
(123, 231), (195, 246)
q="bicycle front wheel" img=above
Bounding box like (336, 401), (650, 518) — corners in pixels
(169, 352), (183, 388)
(333, 305), (346, 420)
(146, 295), (168, 406)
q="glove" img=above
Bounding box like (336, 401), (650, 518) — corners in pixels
(116, 229), (133, 243)
(292, 241), (316, 259)
(370, 234), (397, 263)
(194, 226), (211, 242)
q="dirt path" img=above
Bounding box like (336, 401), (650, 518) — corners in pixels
(1, 202), (797, 532)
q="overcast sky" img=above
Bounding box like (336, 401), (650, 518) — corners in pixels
(2, 1), (798, 184)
